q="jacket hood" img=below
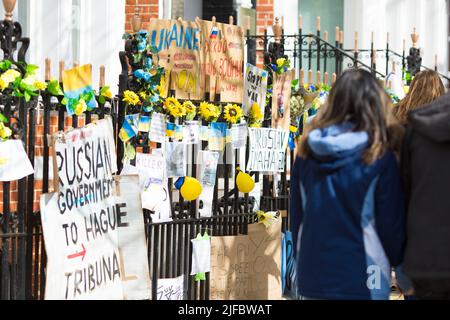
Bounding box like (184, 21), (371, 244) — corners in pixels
(409, 93), (450, 143)
(307, 122), (368, 171)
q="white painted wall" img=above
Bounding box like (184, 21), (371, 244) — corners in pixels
(344, 0), (448, 77)
(4, 0), (125, 94)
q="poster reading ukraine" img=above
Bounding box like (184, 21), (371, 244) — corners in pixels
(199, 19), (244, 103)
(148, 19), (205, 100)
(40, 117), (150, 300)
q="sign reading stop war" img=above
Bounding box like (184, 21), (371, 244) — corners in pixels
(246, 128), (289, 173)
(40, 117), (150, 300)
(243, 63), (268, 114)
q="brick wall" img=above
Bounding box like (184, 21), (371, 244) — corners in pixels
(256, 0), (274, 66)
(125, 0), (160, 34)
(0, 113), (92, 214)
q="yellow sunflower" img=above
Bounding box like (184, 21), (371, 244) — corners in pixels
(223, 104), (243, 124)
(249, 102), (263, 122)
(165, 97), (185, 118)
(199, 102), (221, 122)
(123, 90), (140, 106)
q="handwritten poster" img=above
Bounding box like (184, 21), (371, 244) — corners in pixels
(0, 139), (34, 181)
(210, 219), (282, 300)
(156, 275), (184, 300)
(200, 19), (244, 103)
(150, 113), (166, 143)
(243, 63), (268, 114)
(148, 19), (204, 100)
(271, 70), (293, 130)
(246, 128), (289, 173)
(40, 117), (127, 300)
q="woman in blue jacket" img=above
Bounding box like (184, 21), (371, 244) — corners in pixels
(290, 69), (406, 300)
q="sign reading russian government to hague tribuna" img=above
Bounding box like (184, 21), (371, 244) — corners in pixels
(40, 117), (150, 300)
(246, 128), (290, 173)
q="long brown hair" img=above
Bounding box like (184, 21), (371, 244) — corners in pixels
(298, 69), (402, 164)
(393, 70), (445, 124)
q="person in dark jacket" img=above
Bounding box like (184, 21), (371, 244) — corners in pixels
(290, 69), (406, 300)
(401, 92), (450, 300)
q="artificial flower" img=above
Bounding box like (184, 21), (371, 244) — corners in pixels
(165, 97), (185, 118)
(139, 91), (147, 100)
(102, 88), (113, 99)
(183, 101), (196, 115)
(0, 122), (12, 140)
(199, 102), (221, 122)
(74, 99), (88, 116)
(1, 69), (21, 84)
(34, 80), (47, 91)
(223, 104), (243, 124)
(134, 69), (151, 82)
(249, 122), (262, 128)
(256, 210), (278, 228)
(249, 102), (263, 122)
(276, 58), (286, 68)
(0, 78), (7, 91)
(123, 90), (140, 106)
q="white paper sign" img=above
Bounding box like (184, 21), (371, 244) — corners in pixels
(0, 139), (34, 181)
(191, 235), (211, 275)
(41, 117), (123, 300)
(246, 128), (289, 172)
(156, 275), (184, 300)
(150, 113), (166, 143)
(166, 141), (186, 178)
(114, 175), (151, 300)
(135, 152), (165, 186)
(231, 123), (248, 149)
(243, 63), (268, 114)
(183, 121), (200, 145)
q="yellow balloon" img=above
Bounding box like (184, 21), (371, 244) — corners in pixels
(180, 177), (202, 201)
(236, 170), (255, 194)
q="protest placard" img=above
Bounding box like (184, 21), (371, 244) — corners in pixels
(231, 123), (248, 149)
(210, 219), (282, 300)
(197, 151), (220, 218)
(243, 63), (268, 114)
(183, 120), (200, 145)
(271, 70), (293, 130)
(200, 19), (244, 103)
(148, 19), (204, 100)
(40, 117), (142, 300)
(246, 128), (289, 172)
(156, 275), (184, 300)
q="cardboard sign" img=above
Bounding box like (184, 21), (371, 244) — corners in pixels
(243, 63), (268, 114)
(0, 139), (34, 181)
(246, 128), (289, 172)
(271, 70), (293, 130)
(41, 117), (149, 300)
(156, 275), (184, 300)
(200, 19), (244, 103)
(148, 19), (204, 100)
(210, 219), (282, 300)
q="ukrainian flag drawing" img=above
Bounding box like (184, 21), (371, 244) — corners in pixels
(119, 115), (138, 142)
(166, 122), (175, 138)
(62, 64), (98, 116)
